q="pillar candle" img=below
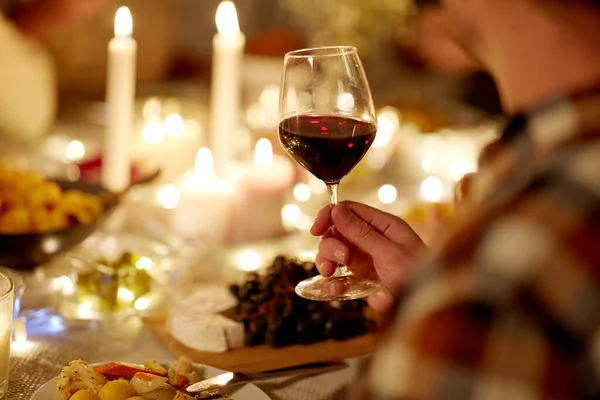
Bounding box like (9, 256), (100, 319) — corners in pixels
(209, 1), (246, 176)
(102, 6), (137, 193)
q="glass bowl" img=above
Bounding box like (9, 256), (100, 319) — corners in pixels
(57, 232), (191, 320)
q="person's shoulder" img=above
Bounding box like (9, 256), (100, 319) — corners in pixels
(401, 138), (600, 332)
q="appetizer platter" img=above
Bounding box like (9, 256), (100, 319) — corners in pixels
(31, 357), (271, 400)
(144, 255), (378, 372)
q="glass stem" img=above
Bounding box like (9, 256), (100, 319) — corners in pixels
(326, 183), (339, 206)
(325, 183), (352, 278)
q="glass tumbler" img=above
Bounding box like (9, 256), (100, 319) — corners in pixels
(0, 272), (14, 399)
(0, 268), (24, 331)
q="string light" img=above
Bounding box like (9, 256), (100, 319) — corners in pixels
(293, 183), (312, 202)
(378, 184), (398, 204)
(421, 177), (444, 202)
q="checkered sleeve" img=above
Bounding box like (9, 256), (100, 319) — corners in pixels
(356, 140), (600, 400)
(357, 284), (578, 400)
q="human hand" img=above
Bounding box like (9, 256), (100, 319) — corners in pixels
(412, 6), (480, 72)
(310, 201), (426, 314)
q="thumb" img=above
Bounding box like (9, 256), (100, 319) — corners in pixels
(331, 203), (390, 257)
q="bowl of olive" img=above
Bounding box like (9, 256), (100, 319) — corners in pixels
(59, 232), (183, 319)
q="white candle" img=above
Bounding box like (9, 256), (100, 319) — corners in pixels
(102, 6), (137, 193)
(209, 1), (246, 176)
(229, 138), (295, 243)
(171, 148), (234, 242)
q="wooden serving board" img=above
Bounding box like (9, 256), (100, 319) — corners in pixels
(143, 313), (378, 372)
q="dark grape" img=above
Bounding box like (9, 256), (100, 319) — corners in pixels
(243, 281), (260, 295)
(267, 313), (283, 330)
(247, 272), (260, 281)
(237, 285), (249, 300)
(238, 317), (250, 332)
(249, 292), (263, 303)
(310, 311), (326, 326)
(254, 315), (268, 332)
(273, 255), (286, 267)
(240, 300), (258, 315)
(228, 284), (240, 298)
(244, 329), (263, 346)
(296, 319), (321, 344)
(232, 254), (377, 349)
(273, 301), (285, 314)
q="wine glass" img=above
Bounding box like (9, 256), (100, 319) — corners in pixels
(278, 46), (384, 301)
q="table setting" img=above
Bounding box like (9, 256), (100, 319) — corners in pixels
(0, 1), (500, 400)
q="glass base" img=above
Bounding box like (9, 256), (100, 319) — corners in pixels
(295, 274), (383, 301)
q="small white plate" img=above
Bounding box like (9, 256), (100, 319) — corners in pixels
(30, 361), (271, 400)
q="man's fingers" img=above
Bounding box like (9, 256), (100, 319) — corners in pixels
(314, 254), (336, 277)
(318, 237), (349, 265)
(331, 203), (393, 257)
(334, 201), (421, 250)
(310, 205), (333, 236)
(366, 289), (396, 316)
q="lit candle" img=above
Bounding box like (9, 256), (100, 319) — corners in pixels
(209, 1), (246, 176)
(171, 148), (234, 242)
(102, 6), (137, 193)
(229, 138), (295, 243)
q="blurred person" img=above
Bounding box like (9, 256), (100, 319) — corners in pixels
(0, 0), (173, 142)
(44, 0), (174, 98)
(312, 0), (600, 398)
(0, 0), (78, 141)
(399, 0), (503, 113)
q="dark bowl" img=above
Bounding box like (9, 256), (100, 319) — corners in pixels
(0, 180), (119, 270)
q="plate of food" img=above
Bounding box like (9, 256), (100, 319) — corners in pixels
(0, 163), (119, 269)
(31, 357), (271, 400)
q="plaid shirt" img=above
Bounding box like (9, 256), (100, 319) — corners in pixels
(359, 90), (600, 400)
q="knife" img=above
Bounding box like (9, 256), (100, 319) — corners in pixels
(186, 362), (347, 394)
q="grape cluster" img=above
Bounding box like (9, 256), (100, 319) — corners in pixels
(228, 255), (376, 348)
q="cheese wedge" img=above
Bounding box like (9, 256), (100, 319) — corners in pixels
(176, 285), (238, 314)
(169, 312), (244, 353)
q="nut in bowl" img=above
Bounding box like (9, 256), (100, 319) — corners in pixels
(0, 164), (118, 269)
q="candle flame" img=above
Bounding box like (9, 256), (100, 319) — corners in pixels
(114, 6), (133, 37)
(215, 1), (240, 35)
(195, 147), (215, 178)
(253, 138), (273, 168)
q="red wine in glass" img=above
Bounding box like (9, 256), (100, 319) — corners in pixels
(278, 115), (376, 184)
(279, 45), (383, 301)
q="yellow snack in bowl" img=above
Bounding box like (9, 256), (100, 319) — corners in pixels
(0, 163), (105, 233)
(49, 208), (70, 231)
(31, 208), (54, 232)
(0, 206), (31, 233)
